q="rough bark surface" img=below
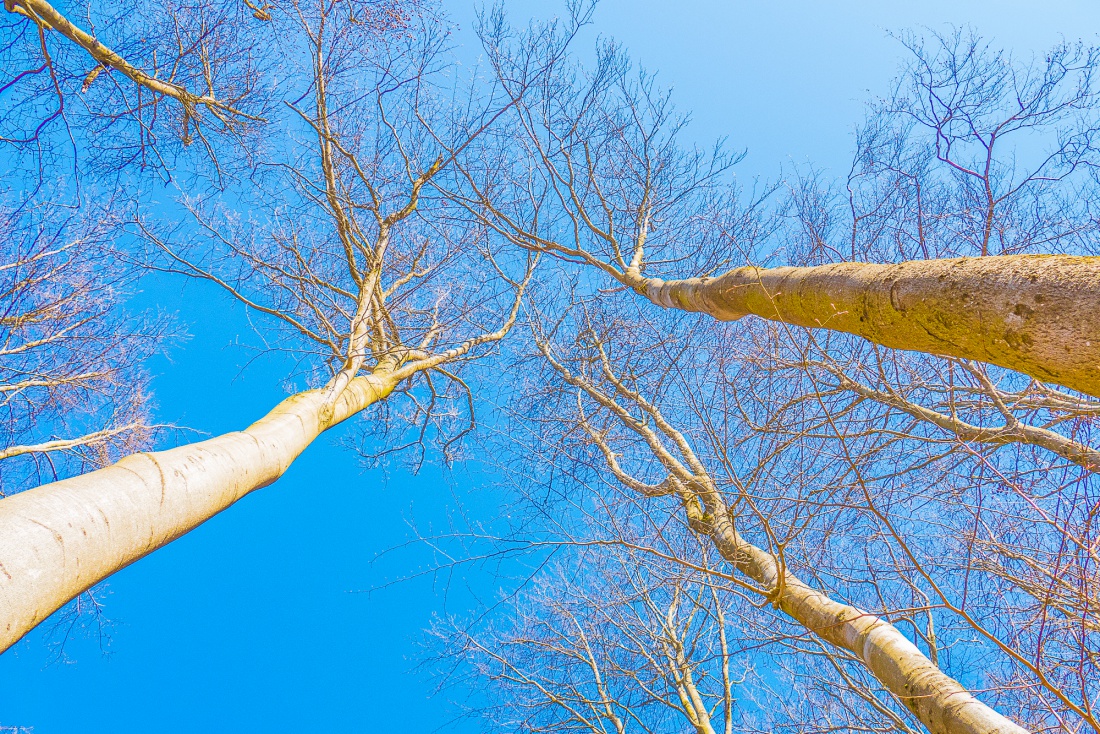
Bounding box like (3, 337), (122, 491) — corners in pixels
(708, 514), (1029, 734)
(0, 373), (395, 653)
(638, 255), (1100, 398)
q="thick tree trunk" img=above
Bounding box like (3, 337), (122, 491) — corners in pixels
(0, 371), (395, 653)
(636, 255), (1100, 399)
(706, 511), (1028, 734)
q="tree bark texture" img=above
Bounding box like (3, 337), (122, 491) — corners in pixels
(0, 372), (395, 653)
(638, 255), (1100, 399)
(707, 512), (1029, 734)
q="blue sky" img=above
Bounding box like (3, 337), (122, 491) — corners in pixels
(1, 1), (1097, 731)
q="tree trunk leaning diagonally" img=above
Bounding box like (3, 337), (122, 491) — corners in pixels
(547, 337), (1030, 732)
(631, 255), (1100, 399)
(704, 511), (1030, 734)
(0, 369), (397, 654)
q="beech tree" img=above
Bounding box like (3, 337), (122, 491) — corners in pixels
(461, 22), (1100, 398)
(450, 287), (1096, 733)
(436, 487), (963, 734)
(431, 18), (1100, 734)
(2, 4), (1097, 734)
(536, 308), (1029, 734)
(1, 0), (275, 495)
(0, 0), (535, 653)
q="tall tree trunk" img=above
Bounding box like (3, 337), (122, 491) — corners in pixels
(632, 255), (1100, 398)
(704, 509), (1028, 734)
(0, 370), (396, 653)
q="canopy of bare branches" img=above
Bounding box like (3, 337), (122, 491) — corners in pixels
(1, 3), (1098, 733)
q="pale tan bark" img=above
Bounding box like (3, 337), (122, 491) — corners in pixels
(704, 508), (1027, 734)
(0, 369), (396, 653)
(539, 338), (1031, 734)
(681, 473), (1029, 734)
(479, 184), (1100, 398)
(630, 255), (1100, 399)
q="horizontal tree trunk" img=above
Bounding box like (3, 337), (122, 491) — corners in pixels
(707, 512), (1028, 734)
(0, 372), (395, 653)
(636, 255), (1100, 399)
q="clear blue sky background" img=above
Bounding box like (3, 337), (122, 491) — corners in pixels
(1, 1), (1096, 731)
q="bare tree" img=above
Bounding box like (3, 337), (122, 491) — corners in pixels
(711, 36), (1100, 729)
(3, 0), (256, 118)
(501, 291), (1038, 733)
(409, 22), (1100, 732)
(0, 0), (283, 183)
(459, 22), (1100, 398)
(723, 319), (1100, 734)
(429, 483), (954, 734)
(0, 0), (535, 653)
(446, 240), (1100, 733)
(3, 8), (1096, 734)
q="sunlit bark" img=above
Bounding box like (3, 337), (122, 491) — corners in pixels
(706, 507), (1027, 734)
(0, 367), (395, 652)
(0, 0), (532, 652)
(534, 326), (1030, 734)
(628, 256), (1100, 400)
(464, 20), (1100, 402)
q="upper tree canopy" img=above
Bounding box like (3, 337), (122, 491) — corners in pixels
(1, 3), (1098, 733)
